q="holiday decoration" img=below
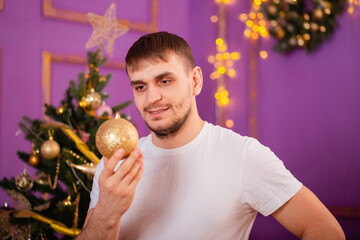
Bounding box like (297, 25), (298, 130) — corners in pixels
(0, 48), (133, 239)
(15, 169), (33, 192)
(28, 154), (40, 166)
(96, 114), (139, 159)
(209, 0), (240, 127)
(41, 137), (60, 160)
(94, 102), (113, 117)
(83, 88), (102, 110)
(85, 3), (129, 57)
(258, 0), (345, 52)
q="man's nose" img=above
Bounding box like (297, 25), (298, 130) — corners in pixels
(146, 87), (162, 104)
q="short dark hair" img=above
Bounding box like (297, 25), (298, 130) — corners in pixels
(125, 31), (195, 74)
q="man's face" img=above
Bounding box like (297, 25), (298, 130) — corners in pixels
(128, 54), (194, 138)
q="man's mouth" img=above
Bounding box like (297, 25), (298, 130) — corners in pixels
(146, 107), (170, 116)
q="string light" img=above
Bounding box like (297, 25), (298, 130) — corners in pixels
(348, 0), (360, 14)
(259, 50), (268, 59)
(225, 119), (234, 128)
(239, 0), (269, 41)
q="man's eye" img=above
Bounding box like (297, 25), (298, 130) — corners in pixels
(135, 85), (145, 91)
(160, 80), (171, 85)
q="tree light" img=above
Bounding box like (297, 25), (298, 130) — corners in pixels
(259, 50), (268, 59)
(216, 38), (224, 45)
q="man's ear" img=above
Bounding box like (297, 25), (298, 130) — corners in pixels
(192, 66), (203, 96)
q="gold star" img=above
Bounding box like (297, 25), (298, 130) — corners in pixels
(85, 3), (129, 58)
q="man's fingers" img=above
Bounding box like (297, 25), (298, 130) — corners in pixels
(113, 148), (142, 180)
(122, 155), (144, 185)
(130, 159), (144, 186)
(102, 149), (125, 177)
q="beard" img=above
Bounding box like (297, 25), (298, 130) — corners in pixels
(144, 103), (192, 139)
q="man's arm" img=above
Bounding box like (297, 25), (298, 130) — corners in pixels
(272, 185), (345, 240)
(76, 148), (144, 240)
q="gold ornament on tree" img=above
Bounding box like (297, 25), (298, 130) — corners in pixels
(96, 113), (139, 159)
(41, 131), (61, 160)
(29, 144), (40, 166)
(83, 88), (102, 110)
(15, 169), (33, 192)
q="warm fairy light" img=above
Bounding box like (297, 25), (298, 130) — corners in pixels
(223, 0), (230, 4)
(216, 38), (224, 46)
(249, 12), (256, 19)
(348, 7), (354, 14)
(246, 20), (254, 27)
(219, 97), (230, 106)
(257, 12), (264, 19)
(254, 0), (262, 6)
(225, 60), (234, 68)
(303, 22), (310, 29)
(215, 0), (222, 3)
(225, 119), (234, 128)
(216, 53), (223, 61)
(230, 52), (240, 60)
(303, 33), (311, 41)
(252, 25), (259, 32)
(259, 50), (268, 59)
(223, 52), (230, 60)
(210, 15), (219, 22)
(259, 20), (266, 26)
(251, 32), (259, 40)
(210, 72), (221, 80)
(239, 13), (248, 21)
(217, 66), (226, 74)
(320, 26), (326, 32)
(218, 44), (227, 52)
(208, 55), (216, 63)
(244, 29), (252, 37)
(228, 69), (236, 77)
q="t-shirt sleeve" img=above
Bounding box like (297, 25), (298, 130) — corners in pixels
(88, 158), (104, 210)
(241, 138), (302, 216)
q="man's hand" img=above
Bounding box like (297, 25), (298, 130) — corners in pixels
(77, 148), (144, 240)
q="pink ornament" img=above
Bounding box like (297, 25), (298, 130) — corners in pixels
(94, 104), (113, 117)
(73, 129), (90, 143)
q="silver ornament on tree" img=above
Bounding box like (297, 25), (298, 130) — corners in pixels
(15, 169), (33, 192)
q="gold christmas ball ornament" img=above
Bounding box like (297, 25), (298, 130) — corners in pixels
(96, 116), (139, 159)
(29, 155), (40, 166)
(84, 88), (102, 110)
(41, 138), (61, 160)
(15, 169), (33, 192)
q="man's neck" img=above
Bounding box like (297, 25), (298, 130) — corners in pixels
(151, 115), (204, 149)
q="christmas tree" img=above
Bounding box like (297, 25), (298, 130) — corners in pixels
(0, 48), (132, 239)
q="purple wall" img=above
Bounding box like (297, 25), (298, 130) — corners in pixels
(1, 0), (359, 239)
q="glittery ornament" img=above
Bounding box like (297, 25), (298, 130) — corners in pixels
(29, 154), (40, 166)
(15, 169), (33, 192)
(96, 115), (138, 159)
(41, 138), (60, 160)
(84, 88), (102, 110)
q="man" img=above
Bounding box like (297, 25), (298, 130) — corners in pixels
(77, 32), (345, 239)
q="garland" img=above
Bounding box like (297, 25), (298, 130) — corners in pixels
(260, 0), (345, 53)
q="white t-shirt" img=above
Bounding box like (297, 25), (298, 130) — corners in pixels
(89, 122), (302, 240)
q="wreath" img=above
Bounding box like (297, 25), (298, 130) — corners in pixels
(260, 0), (345, 53)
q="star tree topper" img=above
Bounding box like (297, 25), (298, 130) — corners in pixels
(85, 3), (129, 58)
